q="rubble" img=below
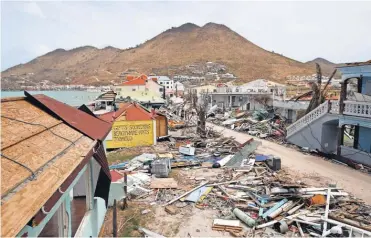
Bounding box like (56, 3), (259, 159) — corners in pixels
(107, 105), (371, 238)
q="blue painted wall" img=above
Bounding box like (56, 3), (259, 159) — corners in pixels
(358, 126), (371, 153)
(361, 76), (371, 95)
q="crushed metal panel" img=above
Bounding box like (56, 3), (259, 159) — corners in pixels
(225, 140), (261, 167)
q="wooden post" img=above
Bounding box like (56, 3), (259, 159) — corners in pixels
(113, 199), (117, 237)
(85, 159), (94, 211)
(123, 173), (128, 209)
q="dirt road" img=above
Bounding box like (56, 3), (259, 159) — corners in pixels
(207, 123), (371, 204)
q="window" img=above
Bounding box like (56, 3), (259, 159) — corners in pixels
(166, 86), (169, 88)
(132, 88), (136, 91)
(159, 88), (163, 92)
(239, 97), (243, 102)
(160, 82), (163, 84)
(166, 82), (169, 84)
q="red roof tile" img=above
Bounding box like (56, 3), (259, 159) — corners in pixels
(26, 92), (112, 141)
(120, 77), (146, 86)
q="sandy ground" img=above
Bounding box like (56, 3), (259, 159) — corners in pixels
(176, 208), (224, 237)
(207, 123), (371, 204)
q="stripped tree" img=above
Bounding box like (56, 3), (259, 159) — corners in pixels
(185, 89), (209, 137)
(290, 63), (337, 115)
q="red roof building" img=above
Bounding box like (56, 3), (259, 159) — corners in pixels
(98, 102), (154, 123)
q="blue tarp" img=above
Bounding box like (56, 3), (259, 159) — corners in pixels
(109, 162), (128, 170)
(255, 154), (269, 162)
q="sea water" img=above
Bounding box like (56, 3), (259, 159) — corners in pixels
(0, 91), (101, 106)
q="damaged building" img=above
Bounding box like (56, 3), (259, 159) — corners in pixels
(286, 62), (371, 166)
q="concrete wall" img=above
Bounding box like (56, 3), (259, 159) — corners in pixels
(358, 126), (371, 153)
(361, 76), (371, 95)
(275, 107), (299, 122)
(321, 121), (339, 153)
(286, 114), (339, 152)
(210, 94), (267, 110)
(340, 146), (371, 166)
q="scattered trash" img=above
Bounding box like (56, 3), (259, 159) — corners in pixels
(141, 209), (151, 215)
(106, 105), (371, 238)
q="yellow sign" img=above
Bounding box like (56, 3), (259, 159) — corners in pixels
(107, 120), (154, 148)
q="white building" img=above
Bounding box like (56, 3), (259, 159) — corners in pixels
(148, 76), (175, 96)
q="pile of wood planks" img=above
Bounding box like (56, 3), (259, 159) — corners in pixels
(212, 219), (242, 232)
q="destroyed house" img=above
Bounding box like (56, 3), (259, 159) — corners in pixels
(1, 92), (112, 237)
(99, 102), (167, 149)
(286, 62), (371, 166)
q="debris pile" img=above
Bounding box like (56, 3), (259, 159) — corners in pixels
(207, 107), (287, 141)
(109, 137), (371, 237)
(107, 105), (370, 237)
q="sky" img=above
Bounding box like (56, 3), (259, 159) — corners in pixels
(1, 1), (371, 71)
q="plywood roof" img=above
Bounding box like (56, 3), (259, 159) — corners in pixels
(1, 97), (95, 237)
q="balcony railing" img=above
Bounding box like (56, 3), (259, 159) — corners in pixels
(287, 99), (371, 137)
(329, 100), (339, 114)
(286, 100), (329, 137)
(343, 101), (371, 118)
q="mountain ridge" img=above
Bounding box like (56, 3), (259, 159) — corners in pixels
(1, 22), (340, 89)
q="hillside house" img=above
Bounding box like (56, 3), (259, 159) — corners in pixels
(114, 76), (164, 105)
(1, 92), (112, 237)
(148, 76), (175, 96)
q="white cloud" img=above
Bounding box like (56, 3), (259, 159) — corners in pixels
(22, 2), (45, 19)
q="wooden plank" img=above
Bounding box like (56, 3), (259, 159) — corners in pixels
(1, 137), (95, 237)
(1, 100), (61, 149)
(1, 124), (83, 195)
(213, 219), (241, 227)
(150, 178), (178, 189)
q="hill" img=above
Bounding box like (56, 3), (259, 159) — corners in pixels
(2, 22), (332, 89)
(305, 57), (344, 77)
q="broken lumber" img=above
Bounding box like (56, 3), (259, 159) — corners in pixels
(163, 181), (209, 206)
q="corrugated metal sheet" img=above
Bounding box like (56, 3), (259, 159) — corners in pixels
(27, 92), (111, 140)
(99, 102), (154, 123)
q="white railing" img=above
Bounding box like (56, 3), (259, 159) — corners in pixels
(286, 99), (371, 137)
(330, 100), (339, 114)
(286, 100), (329, 137)
(343, 101), (371, 118)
